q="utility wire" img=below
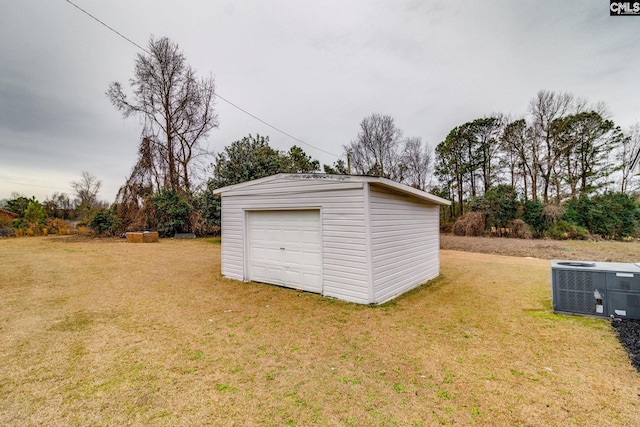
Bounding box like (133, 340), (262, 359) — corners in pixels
(64, 0), (341, 159)
(213, 94), (339, 157)
(64, 0), (149, 54)
(0, 179), (73, 193)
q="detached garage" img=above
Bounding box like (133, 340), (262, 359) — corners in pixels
(213, 174), (450, 304)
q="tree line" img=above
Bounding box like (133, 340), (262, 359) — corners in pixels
(0, 171), (107, 237)
(432, 91), (640, 239)
(434, 91), (640, 215)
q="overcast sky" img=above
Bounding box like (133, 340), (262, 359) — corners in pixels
(1, 0), (639, 202)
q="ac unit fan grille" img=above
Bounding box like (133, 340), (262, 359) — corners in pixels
(556, 270), (596, 313)
(558, 270), (593, 291)
(557, 290), (594, 313)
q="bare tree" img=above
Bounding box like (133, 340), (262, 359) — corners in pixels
(402, 137), (433, 191)
(345, 114), (404, 180)
(345, 113), (436, 190)
(71, 171), (103, 219)
(107, 36), (218, 194)
(528, 90), (575, 202)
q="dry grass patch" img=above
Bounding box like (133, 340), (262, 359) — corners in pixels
(0, 236), (639, 426)
(441, 234), (640, 262)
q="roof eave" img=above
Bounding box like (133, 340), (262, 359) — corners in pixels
(367, 177), (451, 206)
(212, 174), (285, 195)
(212, 173), (451, 206)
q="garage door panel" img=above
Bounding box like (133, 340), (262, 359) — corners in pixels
(250, 246), (280, 262)
(300, 230), (320, 243)
(282, 229), (300, 244)
(284, 250), (300, 264)
(284, 270), (302, 285)
(284, 270), (321, 289)
(300, 253), (321, 267)
(248, 210), (322, 293)
(266, 228), (281, 241)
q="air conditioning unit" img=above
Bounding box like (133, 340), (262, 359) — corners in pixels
(551, 260), (640, 319)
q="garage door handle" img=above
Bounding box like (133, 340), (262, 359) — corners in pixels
(280, 247), (285, 250)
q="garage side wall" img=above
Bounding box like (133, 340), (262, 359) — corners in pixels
(369, 186), (440, 303)
(219, 179), (371, 304)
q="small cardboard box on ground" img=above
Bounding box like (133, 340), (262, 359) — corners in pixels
(126, 231), (159, 243)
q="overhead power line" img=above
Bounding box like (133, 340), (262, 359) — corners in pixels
(0, 179), (74, 193)
(213, 94), (339, 157)
(64, 0), (149, 54)
(64, 0), (341, 159)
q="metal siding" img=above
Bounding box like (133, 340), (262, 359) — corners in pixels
(369, 187), (440, 303)
(218, 178), (370, 304)
(222, 181), (363, 196)
(220, 199), (244, 281)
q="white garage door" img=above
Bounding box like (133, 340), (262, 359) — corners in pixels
(247, 210), (322, 293)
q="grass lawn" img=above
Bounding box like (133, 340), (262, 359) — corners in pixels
(0, 236), (639, 426)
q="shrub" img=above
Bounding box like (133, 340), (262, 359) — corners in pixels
(543, 204), (563, 223)
(483, 185), (518, 236)
(89, 206), (121, 236)
(189, 210), (219, 237)
(16, 200), (48, 236)
(151, 189), (191, 238)
(196, 184), (221, 230)
(564, 193), (640, 240)
(46, 218), (73, 235)
(0, 216), (15, 238)
(546, 219), (590, 240)
(510, 219), (532, 239)
(116, 196), (155, 233)
(24, 201), (46, 225)
(453, 211), (486, 237)
(522, 200), (545, 237)
(0, 226), (15, 237)
(440, 222), (453, 234)
(452, 218), (465, 236)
